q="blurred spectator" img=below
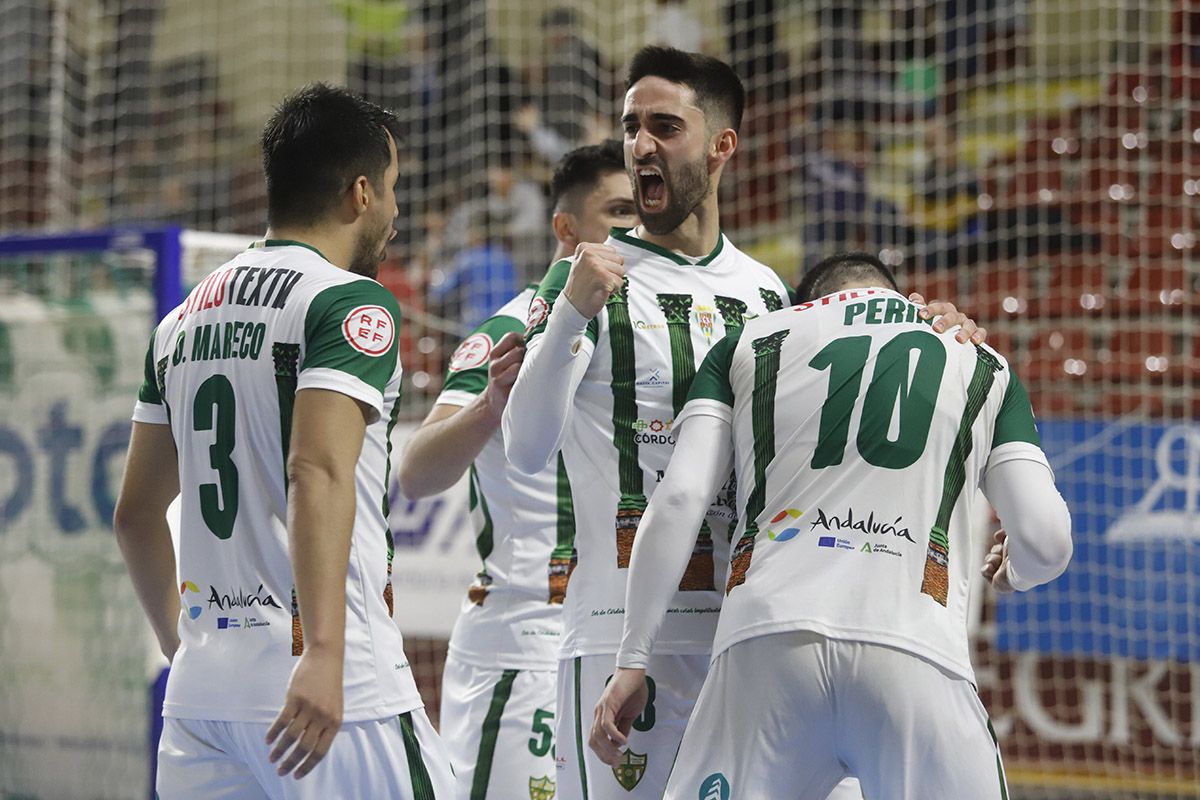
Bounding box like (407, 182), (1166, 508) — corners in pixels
(446, 158), (549, 282)
(514, 102), (609, 166)
(428, 210), (517, 331)
(535, 8), (605, 146)
(648, 0), (705, 54)
(725, 0), (782, 92)
(795, 123), (872, 269)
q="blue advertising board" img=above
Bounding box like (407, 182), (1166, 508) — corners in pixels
(997, 419), (1200, 662)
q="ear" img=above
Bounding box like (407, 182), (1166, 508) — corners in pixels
(551, 211), (578, 251)
(709, 128), (738, 170)
(349, 175), (372, 219)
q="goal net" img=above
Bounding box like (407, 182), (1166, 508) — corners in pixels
(1, 1), (1197, 798)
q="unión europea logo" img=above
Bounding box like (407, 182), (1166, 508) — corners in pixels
(698, 772), (730, 800)
(180, 580), (202, 619)
(767, 508), (804, 541)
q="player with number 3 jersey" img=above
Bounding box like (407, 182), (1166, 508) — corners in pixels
(114, 85), (454, 798)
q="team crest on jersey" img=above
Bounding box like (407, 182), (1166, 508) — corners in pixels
(612, 750), (647, 791)
(528, 775), (556, 800)
(693, 304), (716, 341)
(526, 296), (550, 333)
(341, 305), (394, 356)
(448, 333), (493, 372)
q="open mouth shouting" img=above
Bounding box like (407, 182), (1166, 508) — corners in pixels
(635, 164), (667, 211)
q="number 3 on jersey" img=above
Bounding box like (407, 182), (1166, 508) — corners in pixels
(193, 373), (239, 539)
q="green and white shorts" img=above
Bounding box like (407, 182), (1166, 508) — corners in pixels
(439, 652), (559, 800)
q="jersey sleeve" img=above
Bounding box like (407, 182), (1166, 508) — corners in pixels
(300, 280), (403, 421)
(986, 368), (1051, 474)
(676, 326), (743, 429)
(436, 313), (525, 407)
(132, 327), (169, 425)
(525, 258), (599, 345)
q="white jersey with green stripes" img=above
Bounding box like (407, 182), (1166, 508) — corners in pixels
(436, 285), (570, 669)
(525, 228), (792, 658)
(680, 286), (1048, 681)
(132, 240), (423, 723)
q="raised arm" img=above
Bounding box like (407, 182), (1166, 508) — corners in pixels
(503, 244), (623, 473)
(399, 330), (524, 497)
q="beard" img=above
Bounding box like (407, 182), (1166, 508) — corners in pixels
(349, 219), (392, 279)
(634, 154), (711, 236)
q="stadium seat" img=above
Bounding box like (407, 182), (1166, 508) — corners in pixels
(1096, 388), (1168, 417)
(1027, 387), (1091, 418)
(914, 269), (964, 308)
(972, 267), (1034, 321)
(1036, 259), (1112, 318)
(1099, 328), (1185, 383)
(1116, 261), (1199, 315)
(1025, 325), (1097, 384)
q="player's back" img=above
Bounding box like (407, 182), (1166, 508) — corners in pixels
(694, 287), (1036, 682)
(134, 241), (422, 723)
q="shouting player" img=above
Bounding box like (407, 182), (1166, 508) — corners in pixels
(113, 85), (455, 798)
(503, 47), (984, 800)
(398, 140), (637, 798)
(593, 253), (1072, 798)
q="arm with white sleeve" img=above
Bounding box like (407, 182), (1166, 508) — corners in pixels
(980, 458), (1072, 591)
(978, 369), (1073, 592)
(589, 411), (732, 765)
(588, 329), (741, 767)
(503, 243), (625, 473)
(502, 293), (594, 473)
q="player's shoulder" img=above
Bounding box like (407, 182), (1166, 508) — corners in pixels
(305, 272), (401, 317)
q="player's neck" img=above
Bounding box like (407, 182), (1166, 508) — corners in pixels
(637, 195), (720, 259)
(263, 225), (354, 271)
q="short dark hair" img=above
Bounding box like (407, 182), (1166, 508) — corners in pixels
(261, 83), (402, 228)
(549, 139), (626, 214)
(626, 46), (745, 133)
(795, 252), (899, 303)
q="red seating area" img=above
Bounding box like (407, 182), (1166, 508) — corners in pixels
(973, 64), (1197, 419)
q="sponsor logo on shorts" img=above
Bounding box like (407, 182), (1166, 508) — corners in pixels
(529, 775), (556, 800)
(766, 508), (804, 541)
(447, 333), (493, 372)
(613, 750), (647, 791)
(699, 773), (730, 800)
(341, 305), (395, 356)
(180, 580), (203, 619)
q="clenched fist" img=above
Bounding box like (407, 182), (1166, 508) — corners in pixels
(563, 242), (625, 320)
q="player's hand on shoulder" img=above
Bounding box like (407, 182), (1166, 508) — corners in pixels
(266, 646), (344, 779)
(980, 528), (1016, 593)
(589, 666), (648, 767)
(481, 331), (525, 421)
(564, 242), (624, 320)
(912, 292), (987, 345)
